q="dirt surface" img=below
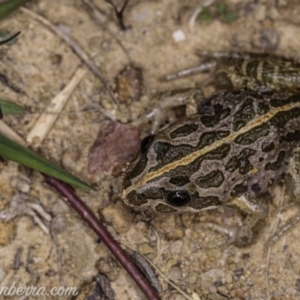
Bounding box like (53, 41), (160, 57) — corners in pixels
(1, 0), (300, 299)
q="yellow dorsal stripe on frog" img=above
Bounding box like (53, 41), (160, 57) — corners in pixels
(125, 100), (300, 194)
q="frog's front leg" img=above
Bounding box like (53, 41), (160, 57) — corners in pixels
(133, 88), (205, 133)
(285, 147), (300, 202)
(226, 193), (268, 247)
(270, 147), (300, 243)
(201, 194), (268, 247)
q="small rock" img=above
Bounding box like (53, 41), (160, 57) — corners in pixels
(233, 267), (244, 278)
(137, 243), (155, 255)
(49, 53), (62, 65)
(225, 272), (233, 284)
(96, 257), (120, 282)
(234, 288), (246, 298)
(116, 65), (143, 103)
(0, 221), (16, 245)
(217, 285), (230, 297)
(88, 121), (140, 177)
(10, 177), (30, 193)
(201, 269), (225, 285)
(101, 202), (133, 234)
(253, 28), (278, 50)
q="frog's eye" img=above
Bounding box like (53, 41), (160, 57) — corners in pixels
(140, 135), (155, 153)
(166, 191), (191, 207)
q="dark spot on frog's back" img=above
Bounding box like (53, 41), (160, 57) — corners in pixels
(270, 94), (300, 107)
(265, 151), (286, 171)
(231, 183), (248, 196)
(235, 123), (269, 145)
(153, 142), (193, 166)
(160, 144), (231, 179)
(123, 155), (148, 189)
(200, 104), (231, 128)
(205, 143), (231, 160)
(279, 130), (300, 143)
(233, 97), (255, 131)
(195, 170), (224, 189)
(169, 176), (190, 186)
(257, 101), (270, 115)
(198, 131), (230, 149)
(170, 124), (199, 139)
(261, 141), (275, 152)
(225, 148), (256, 175)
(270, 107), (300, 128)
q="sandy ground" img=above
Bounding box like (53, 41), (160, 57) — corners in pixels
(1, 0), (300, 299)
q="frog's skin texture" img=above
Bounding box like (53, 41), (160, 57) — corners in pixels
(123, 89), (300, 246)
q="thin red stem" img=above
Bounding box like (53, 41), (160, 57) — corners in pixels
(45, 176), (161, 300)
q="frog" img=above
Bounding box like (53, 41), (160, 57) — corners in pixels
(122, 88), (300, 247)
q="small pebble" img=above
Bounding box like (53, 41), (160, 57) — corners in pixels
(172, 29), (186, 42)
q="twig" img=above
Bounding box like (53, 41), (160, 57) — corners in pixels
(26, 66), (87, 145)
(82, 0), (132, 63)
(45, 176), (161, 300)
(188, 0), (216, 32)
(0, 73), (25, 95)
(20, 7), (120, 108)
(105, 0), (130, 30)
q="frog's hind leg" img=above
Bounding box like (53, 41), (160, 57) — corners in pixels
(270, 146), (300, 244)
(285, 147), (300, 201)
(195, 50), (268, 60)
(196, 50), (252, 60)
(165, 61), (217, 81)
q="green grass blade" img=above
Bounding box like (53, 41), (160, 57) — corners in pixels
(0, 133), (92, 190)
(0, 31), (21, 45)
(0, 99), (25, 114)
(0, 31), (20, 45)
(0, 0), (30, 22)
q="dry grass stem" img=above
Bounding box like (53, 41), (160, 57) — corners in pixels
(0, 120), (26, 145)
(26, 67), (87, 145)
